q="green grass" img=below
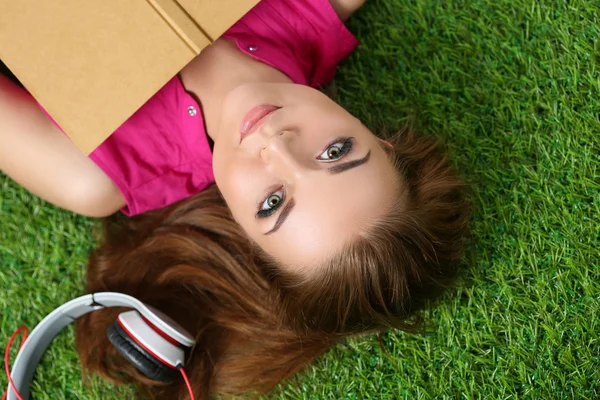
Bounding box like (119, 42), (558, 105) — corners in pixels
(2, 0), (599, 398)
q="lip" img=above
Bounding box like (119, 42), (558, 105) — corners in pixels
(240, 104), (280, 143)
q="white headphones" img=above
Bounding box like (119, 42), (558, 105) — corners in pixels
(5, 292), (195, 400)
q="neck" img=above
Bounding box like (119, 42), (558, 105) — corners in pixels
(179, 38), (291, 142)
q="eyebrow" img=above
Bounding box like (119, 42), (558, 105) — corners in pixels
(265, 198), (296, 235)
(263, 151), (372, 235)
(327, 150), (371, 174)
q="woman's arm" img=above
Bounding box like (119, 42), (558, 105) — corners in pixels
(328, 0), (366, 20)
(0, 74), (125, 217)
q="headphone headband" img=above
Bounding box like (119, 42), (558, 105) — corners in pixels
(5, 292), (194, 400)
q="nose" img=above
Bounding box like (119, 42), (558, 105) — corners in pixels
(260, 131), (303, 177)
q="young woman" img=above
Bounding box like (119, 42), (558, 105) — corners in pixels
(1, 0), (470, 397)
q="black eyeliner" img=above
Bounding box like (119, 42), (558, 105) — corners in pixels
(256, 188), (285, 219)
(316, 137), (354, 161)
(257, 204), (281, 219)
(321, 136), (348, 153)
(339, 137), (354, 155)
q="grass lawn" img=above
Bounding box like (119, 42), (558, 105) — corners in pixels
(2, 0), (599, 398)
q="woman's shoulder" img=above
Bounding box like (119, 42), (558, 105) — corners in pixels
(90, 77), (215, 216)
(220, 0), (360, 87)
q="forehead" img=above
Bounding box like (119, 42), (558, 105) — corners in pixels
(259, 146), (400, 269)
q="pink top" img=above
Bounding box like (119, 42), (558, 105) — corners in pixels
(87, 0), (358, 215)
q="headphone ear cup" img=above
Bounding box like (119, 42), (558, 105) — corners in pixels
(107, 321), (180, 383)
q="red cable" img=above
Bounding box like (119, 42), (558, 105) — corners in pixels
(3, 326), (29, 400)
(178, 365), (195, 400)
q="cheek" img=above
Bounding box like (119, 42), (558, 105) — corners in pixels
(213, 155), (262, 218)
(212, 142), (242, 191)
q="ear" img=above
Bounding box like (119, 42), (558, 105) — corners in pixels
(379, 138), (393, 149)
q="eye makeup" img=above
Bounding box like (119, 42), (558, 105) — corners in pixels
(255, 137), (357, 221)
(256, 186), (284, 218)
(316, 137), (354, 162)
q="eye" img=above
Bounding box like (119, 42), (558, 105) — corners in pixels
(316, 137), (353, 162)
(257, 189), (285, 218)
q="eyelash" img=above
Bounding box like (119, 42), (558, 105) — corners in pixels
(316, 137), (354, 162)
(257, 187), (284, 218)
(256, 137), (354, 219)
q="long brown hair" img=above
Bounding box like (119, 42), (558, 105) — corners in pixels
(75, 129), (470, 399)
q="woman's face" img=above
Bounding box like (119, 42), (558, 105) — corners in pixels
(212, 83), (400, 271)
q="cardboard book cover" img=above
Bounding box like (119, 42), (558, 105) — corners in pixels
(0, 0), (258, 154)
